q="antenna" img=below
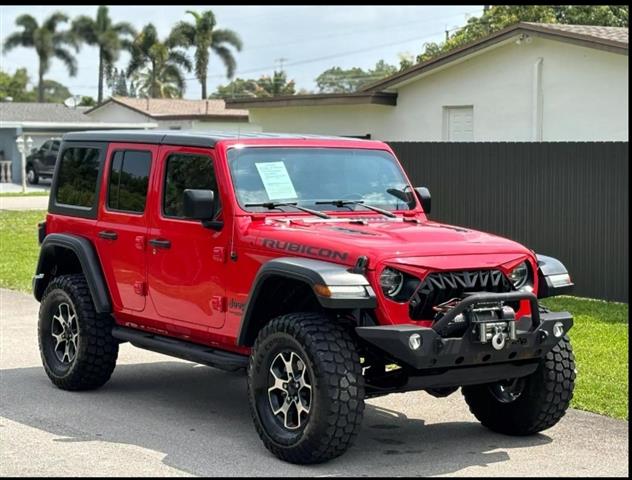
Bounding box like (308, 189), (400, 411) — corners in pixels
(274, 57), (288, 72)
(63, 95), (82, 109)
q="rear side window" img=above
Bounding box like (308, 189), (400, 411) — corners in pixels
(163, 153), (219, 218)
(55, 147), (101, 208)
(107, 150), (151, 213)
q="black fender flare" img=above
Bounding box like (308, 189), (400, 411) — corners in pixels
(236, 257), (376, 346)
(33, 233), (112, 313)
(536, 254), (574, 298)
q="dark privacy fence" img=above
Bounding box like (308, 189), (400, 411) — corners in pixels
(388, 142), (629, 303)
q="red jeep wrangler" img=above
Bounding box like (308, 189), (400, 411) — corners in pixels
(34, 131), (576, 464)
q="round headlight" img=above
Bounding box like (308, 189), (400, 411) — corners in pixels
(509, 261), (530, 289)
(380, 267), (404, 297)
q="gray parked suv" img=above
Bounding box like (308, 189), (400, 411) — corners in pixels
(26, 138), (60, 184)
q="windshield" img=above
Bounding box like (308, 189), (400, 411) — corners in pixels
(227, 147), (416, 212)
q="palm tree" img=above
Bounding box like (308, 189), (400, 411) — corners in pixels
(127, 24), (192, 99)
(3, 13), (78, 102)
(72, 6), (136, 104)
(169, 10), (242, 99)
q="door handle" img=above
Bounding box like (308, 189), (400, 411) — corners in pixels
(149, 238), (171, 249)
(98, 230), (118, 240)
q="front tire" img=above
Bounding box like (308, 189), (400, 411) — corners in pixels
(462, 336), (576, 435)
(247, 312), (365, 464)
(26, 165), (39, 185)
(38, 274), (119, 390)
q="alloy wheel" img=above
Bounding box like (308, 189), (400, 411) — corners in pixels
(51, 302), (79, 364)
(267, 351), (312, 430)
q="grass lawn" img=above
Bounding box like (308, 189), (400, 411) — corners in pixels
(541, 296), (628, 420)
(0, 210), (46, 291)
(0, 209), (628, 419)
(0, 191), (50, 197)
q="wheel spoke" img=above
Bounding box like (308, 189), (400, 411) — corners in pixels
(296, 395), (310, 417)
(51, 331), (64, 350)
(62, 342), (71, 363)
(282, 352), (295, 379)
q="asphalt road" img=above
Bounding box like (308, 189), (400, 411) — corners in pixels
(1, 288), (628, 477)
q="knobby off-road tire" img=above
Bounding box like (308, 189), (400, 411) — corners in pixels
(248, 312), (365, 464)
(462, 336), (576, 435)
(38, 274), (118, 390)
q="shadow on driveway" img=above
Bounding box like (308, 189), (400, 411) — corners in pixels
(1, 362), (552, 476)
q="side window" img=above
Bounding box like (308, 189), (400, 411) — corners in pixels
(107, 150), (151, 213)
(50, 141), (60, 154)
(163, 153), (220, 218)
(40, 140), (52, 152)
(55, 146), (101, 208)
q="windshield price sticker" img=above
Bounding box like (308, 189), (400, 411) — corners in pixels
(255, 162), (298, 200)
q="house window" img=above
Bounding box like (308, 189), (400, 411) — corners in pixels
(443, 106), (474, 142)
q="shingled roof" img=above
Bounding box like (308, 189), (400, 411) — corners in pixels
(89, 97), (249, 120)
(0, 102), (93, 123)
(523, 22), (628, 45)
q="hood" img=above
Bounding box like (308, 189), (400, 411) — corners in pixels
(248, 215), (532, 269)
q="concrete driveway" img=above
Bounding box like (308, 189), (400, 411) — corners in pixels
(0, 288), (628, 477)
(0, 195), (49, 211)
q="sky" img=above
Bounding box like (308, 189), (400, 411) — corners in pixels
(0, 5), (484, 100)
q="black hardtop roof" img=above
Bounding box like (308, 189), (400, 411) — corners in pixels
(62, 129), (355, 148)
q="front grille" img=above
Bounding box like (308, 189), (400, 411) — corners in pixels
(409, 269), (513, 320)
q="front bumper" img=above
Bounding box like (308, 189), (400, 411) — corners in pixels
(356, 291), (573, 371)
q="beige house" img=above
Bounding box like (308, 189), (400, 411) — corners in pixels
(86, 97), (260, 132)
(227, 23), (628, 142)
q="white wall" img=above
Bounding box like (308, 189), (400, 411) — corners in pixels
(87, 102), (151, 124)
(191, 120), (262, 132)
(249, 36), (628, 142)
(249, 104), (392, 138)
(87, 102), (257, 132)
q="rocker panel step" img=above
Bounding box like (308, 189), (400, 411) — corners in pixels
(112, 326), (249, 371)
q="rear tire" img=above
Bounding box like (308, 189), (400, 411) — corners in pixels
(26, 165), (39, 185)
(38, 274), (118, 390)
(462, 336), (575, 435)
(247, 312), (365, 464)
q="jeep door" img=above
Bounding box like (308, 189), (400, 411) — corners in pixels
(146, 146), (228, 331)
(95, 143), (156, 313)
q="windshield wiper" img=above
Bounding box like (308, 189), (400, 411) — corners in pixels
(245, 201), (331, 219)
(314, 200), (396, 218)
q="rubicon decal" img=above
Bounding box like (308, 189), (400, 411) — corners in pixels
(260, 238), (348, 261)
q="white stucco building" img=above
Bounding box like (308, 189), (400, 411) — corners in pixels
(86, 97), (260, 132)
(227, 23), (628, 142)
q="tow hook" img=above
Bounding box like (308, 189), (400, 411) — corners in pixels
(473, 305), (517, 350)
(491, 327), (507, 350)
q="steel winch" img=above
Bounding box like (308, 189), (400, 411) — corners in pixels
(432, 296), (518, 350)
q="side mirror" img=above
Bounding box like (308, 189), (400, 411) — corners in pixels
(183, 189), (222, 230)
(414, 187), (431, 214)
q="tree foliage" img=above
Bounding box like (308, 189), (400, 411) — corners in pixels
(0, 68), (35, 101)
(212, 70), (296, 98)
(315, 60), (398, 93)
(78, 96), (96, 107)
(169, 10), (242, 99)
(127, 24), (192, 98)
(72, 6), (135, 103)
(2, 12), (78, 102)
(415, 5), (629, 64)
(0, 68), (74, 103)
